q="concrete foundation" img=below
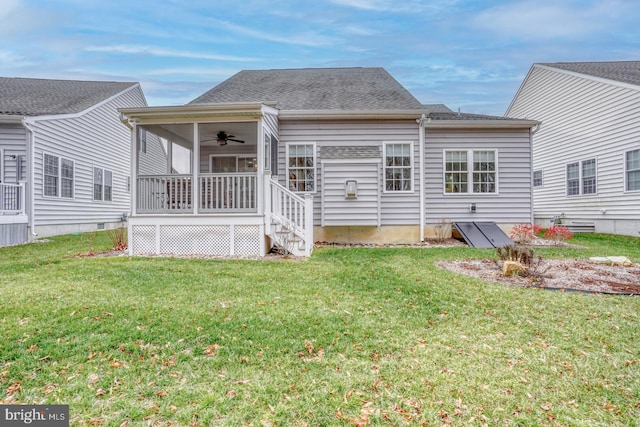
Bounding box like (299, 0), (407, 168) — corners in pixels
(315, 226), (421, 244)
(534, 217), (640, 237)
(28, 221), (126, 240)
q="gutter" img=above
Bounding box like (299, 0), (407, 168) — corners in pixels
(21, 117), (37, 237)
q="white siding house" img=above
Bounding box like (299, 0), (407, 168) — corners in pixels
(120, 67), (538, 257)
(506, 61), (640, 236)
(0, 77), (149, 246)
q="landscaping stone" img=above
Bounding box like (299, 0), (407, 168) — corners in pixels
(589, 256), (632, 266)
(503, 260), (526, 276)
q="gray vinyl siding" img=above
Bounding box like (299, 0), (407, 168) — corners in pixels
(278, 120), (421, 225)
(138, 132), (168, 175)
(321, 161), (381, 226)
(263, 112), (279, 140)
(424, 128), (533, 223)
(31, 85), (146, 227)
(0, 125), (27, 183)
(507, 65), (640, 221)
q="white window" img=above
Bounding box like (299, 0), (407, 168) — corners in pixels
(533, 169), (543, 187)
(384, 142), (413, 192)
(138, 128), (147, 153)
(566, 159), (596, 196)
(93, 167), (113, 202)
(287, 144), (315, 192)
(264, 131), (271, 172)
(444, 150), (497, 194)
(209, 155), (257, 173)
(43, 153), (74, 198)
(626, 149), (640, 192)
(581, 159), (596, 195)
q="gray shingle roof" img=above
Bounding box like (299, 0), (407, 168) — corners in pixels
(189, 67), (423, 110)
(0, 77), (137, 116)
(541, 61), (640, 87)
(428, 111), (519, 121)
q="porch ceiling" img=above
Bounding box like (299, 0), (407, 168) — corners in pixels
(142, 121), (258, 148)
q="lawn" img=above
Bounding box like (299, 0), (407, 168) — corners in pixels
(0, 233), (639, 426)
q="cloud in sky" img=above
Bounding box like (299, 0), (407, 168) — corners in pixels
(0, 0), (638, 114)
(470, 0), (634, 40)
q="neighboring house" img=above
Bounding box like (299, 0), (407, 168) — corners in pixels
(0, 77), (149, 246)
(120, 67), (538, 257)
(506, 61), (640, 236)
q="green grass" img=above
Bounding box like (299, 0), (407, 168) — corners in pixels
(1, 232), (639, 426)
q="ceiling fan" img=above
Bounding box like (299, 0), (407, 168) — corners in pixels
(203, 131), (245, 146)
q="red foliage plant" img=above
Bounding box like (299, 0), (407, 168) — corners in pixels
(544, 225), (573, 244)
(509, 223), (542, 244)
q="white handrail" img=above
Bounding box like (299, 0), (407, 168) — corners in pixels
(0, 183), (25, 215)
(266, 178), (313, 256)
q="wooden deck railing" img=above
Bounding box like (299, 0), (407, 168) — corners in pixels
(136, 174), (257, 214)
(0, 183), (25, 215)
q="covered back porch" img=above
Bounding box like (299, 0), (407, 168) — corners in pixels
(120, 103), (313, 257)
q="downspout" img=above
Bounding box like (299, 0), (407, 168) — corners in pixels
(21, 118), (38, 237)
(528, 123), (540, 224)
(417, 114), (426, 242)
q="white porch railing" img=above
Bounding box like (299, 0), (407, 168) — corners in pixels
(265, 178), (314, 257)
(0, 183), (25, 215)
(137, 175), (193, 214)
(136, 173), (258, 214)
(200, 173), (257, 212)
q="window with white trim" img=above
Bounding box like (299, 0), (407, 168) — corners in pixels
(444, 150), (496, 194)
(138, 128), (147, 153)
(93, 167), (113, 201)
(581, 159), (596, 194)
(626, 149), (640, 191)
(287, 144), (315, 192)
(43, 153), (74, 198)
(384, 142), (412, 192)
(566, 159), (596, 196)
(533, 169), (543, 187)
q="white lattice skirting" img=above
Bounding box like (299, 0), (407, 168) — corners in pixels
(131, 224), (263, 257)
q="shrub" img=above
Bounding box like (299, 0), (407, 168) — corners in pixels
(496, 245), (535, 268)
(496, 245), (546, 281)
(108, 226), (128, 251)
(509, 223), (542, 244)
(544, 225), (573, 245)
(434, 218), (452, 243)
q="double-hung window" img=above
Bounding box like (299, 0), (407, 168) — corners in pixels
(626, 149), (640, 191)
(287, 144), (315, 192)
(566, 159), (596, 196)
(533, 170), (543, 187)
(384, 142), (412, 192)
(93, 167), (113, 201)
(44, 153), (74, 198)
(444, 150), (497, 194)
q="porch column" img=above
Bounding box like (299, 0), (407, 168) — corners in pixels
(256, 119), (264, 215)
(193, 122), (199, 214)
(131, 122), (138, 217)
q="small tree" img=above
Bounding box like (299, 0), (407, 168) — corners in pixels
(544, 225), (573, 245)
